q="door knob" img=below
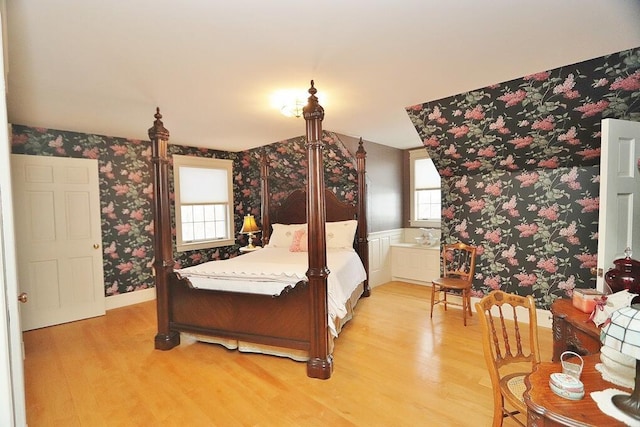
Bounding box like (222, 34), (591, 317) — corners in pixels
(18, 292), (28, 303)
(93, 243), (100, 249)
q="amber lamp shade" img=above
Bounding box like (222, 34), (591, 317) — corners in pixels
(240, 214), (260, 249)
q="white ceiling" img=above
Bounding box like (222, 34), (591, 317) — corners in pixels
(5, 1), (640, 152)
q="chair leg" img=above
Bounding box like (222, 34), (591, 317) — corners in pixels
(492, 397), (505, 427)
(430, 284), (435, 318)
(462, 289), (467, 326)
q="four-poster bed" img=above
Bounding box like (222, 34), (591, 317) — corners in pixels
(149, 81), (370, 379)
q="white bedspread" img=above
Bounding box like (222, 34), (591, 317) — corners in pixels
(175, 247), (367, 336)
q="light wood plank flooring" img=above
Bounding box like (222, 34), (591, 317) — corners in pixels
(24, 281), (552, 426)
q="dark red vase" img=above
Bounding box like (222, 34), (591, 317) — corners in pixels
(604, 248), (640, 298)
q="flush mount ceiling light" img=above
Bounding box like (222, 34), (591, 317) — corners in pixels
(280, 98), (305, 118)
(271, 87), (326, 118)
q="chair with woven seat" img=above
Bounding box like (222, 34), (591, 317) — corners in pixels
(475, 290), (541, 427)
(430, 242), (476, 326)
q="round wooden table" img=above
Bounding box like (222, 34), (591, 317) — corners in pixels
(524, 354), (632, 426)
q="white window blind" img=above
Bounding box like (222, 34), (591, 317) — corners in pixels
(179, 167), (229, 203)
(415, 158), (440, 190)
(409, 149), (442, 227)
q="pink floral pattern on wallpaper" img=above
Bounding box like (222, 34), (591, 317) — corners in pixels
(261, 132), (358, 204)
(440, 167), (599, 308)
(11, 126), (358, 296)
(407, 47), (639, 308)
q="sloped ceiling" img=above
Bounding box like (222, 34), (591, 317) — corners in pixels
(5, 0), (640, 151)
(407, 48), (640, 176)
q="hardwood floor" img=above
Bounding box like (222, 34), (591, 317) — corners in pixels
(24, 281), (552, 426)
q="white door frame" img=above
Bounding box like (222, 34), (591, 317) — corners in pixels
(0, 153), (23, 426)
(0, 0), (25, 423)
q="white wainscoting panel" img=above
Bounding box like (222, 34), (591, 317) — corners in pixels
(367, 229), (403, 288)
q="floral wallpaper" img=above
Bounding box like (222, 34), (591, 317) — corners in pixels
(11, 126), (358, 297)
(406, 46), (640, 309)
(258, 132), (359, 205)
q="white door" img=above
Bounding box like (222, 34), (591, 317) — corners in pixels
(11, 154), (105, 330)
(596, 119), (640, 291)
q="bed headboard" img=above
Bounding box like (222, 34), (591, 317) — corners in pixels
(259, 137), (369, 299)
(269, 188), (357, 227)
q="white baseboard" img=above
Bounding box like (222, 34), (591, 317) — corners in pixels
(391, 277), (431, 286)
(105, 287), (156, 311)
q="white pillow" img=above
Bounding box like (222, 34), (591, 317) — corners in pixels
(267, 223), (306, 248)
(325, 220), (358, 249)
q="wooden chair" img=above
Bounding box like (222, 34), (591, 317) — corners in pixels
(430, 242), (476, 326)
(475, 290), (541, 427)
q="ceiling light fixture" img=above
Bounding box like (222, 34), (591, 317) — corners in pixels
(280, 99), (305, 118)
(271, 88), (327, 119)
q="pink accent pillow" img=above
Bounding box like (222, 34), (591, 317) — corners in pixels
(289, 228), (308, 252)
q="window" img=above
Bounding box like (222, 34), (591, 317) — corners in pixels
(173, 155), (234, 252)
(409, 149), (441, 228)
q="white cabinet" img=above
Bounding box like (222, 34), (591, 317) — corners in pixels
(391, 245), (440, 285)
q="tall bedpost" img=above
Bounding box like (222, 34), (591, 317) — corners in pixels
(303, 80), (332, 379)
(149, 108), (180, 350)
(356, 138), (371, 297)
(260, 150), (271, 246)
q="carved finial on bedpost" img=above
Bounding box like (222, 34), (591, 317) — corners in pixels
(309, 80), (316, 95)
(148, 107), (170, 143)
(303, 80), (324, 122)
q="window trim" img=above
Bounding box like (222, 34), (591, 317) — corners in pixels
(173, 155), (235, 252)
(409, 148), (441, 228)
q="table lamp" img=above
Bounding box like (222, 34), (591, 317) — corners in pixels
(240, 214), (260, 249)
(600, 305), (640, 420)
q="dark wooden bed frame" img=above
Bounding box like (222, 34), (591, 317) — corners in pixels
(148, 81), (370, 379)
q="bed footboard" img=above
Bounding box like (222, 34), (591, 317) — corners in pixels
(168, 273), (313, 351)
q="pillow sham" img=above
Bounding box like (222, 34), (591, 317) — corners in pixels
(267, 223), (306, 248)
(325, 219), (358, 249)
(268, 220), (357, 249)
